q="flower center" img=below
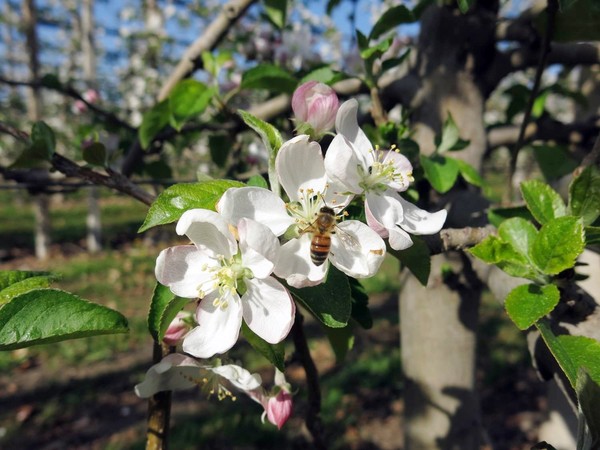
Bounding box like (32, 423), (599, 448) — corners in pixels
(197, 253), (252, 309)
(359, 145), (413, 193)
(285, 188), (325, 232)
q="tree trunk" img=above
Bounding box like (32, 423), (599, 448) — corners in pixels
(398, 3), (498, 448)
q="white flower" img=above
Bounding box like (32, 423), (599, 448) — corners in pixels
(134, 354), (262, 400)
(155, 209), (295, 358)
(325, 99), (447, 250)
(218, 135), (386, 288)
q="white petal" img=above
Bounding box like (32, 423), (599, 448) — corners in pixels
(218, 187), (294, 236)
(242, 278), (295, 344)
(323, 178), (354, 211)
(274, 235), (327, 288)
(155, 246), (218, 298)
(238, 218), (279, 278)
(330, 220), (386, 278)
(397, 197), (447, 235)
(276, 135), (327, 201)
(134, 354), (202, 398)
(388, 227), (413, 250)
(209, 364), (262, 392)
(324, 134), (364, 194)
(365, 201), (389, 238)
(182, 291), (243, 358)
(381, 150), (413, 191)
(365, 190), (404, 229)
(176, 209), (237, 258)
(335, 99), (374, 164)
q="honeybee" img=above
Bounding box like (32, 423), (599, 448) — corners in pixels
(307, 206), (360, 266)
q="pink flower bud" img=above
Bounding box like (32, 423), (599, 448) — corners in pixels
(292, 81), (339, 137)
(163, 312), (193, 346)
(83, 89), (100, 104)
(266, 390), (293, 429)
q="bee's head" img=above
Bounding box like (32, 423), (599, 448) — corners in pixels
(319, 206), (335, 215)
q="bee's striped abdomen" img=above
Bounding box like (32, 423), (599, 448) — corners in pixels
(310, 234), (331, 266)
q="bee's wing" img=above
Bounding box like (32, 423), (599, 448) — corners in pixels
(335, 226), (362, 251)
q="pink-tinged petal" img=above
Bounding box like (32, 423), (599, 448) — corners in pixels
(183, 291), (243, 358)
(208, 364), (262, 391)
(388, 227), (413, 250)
(365, 190), (404, 229)
(276, 135), (327, 201)
(134, 353), (202, 398)
(176, 209), (237, 258)
(397, 197), (447, 235)
(292, 81), (339, 134)
(365, 201), (389, 238)
(242, 277), (295, 344)
(238, 218), (279, 278)
(155, 246), (218, 298)
(162, 312), (194, 346)
(291, 81), (316, 121)
(273, 235), (327, 288)
(324, 134), (364, 194)
(381, 150), (413, 191)
(330, 220), (385, 278)
(266, 390), (293, 429)
(335, 99), (374, 164)
(218, 187), (294, 236)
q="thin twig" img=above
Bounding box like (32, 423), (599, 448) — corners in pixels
(291, 311), (327, 450)
(506, 0), (558, 201)
(145, 342), (173, 450)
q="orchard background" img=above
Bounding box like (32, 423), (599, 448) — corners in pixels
(1, 0), (599, 449)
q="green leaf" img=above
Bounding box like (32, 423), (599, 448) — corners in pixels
(498, 217), (538, 260)
(82, 142), (107, 167)
(241, 64), (297, 94)
(488, 206), (534, 228)
(360, 37), (393, 60)
(586, 226), (600, 245)
(468, 235), (540, 281)
(532, 90), (549, 118)
(576, 369), (600, 449)
(356, 30), (369, 52)
(40, 73), (62, 90)
(505, 283), (559, 330)
(208, 133), (232, 168)
(300, 67), (346, 85)
(0, 270), (51, 291)
(10, 140), (52, 169)
(391, 236), (431, 286)
(557, 336), (600, 385)
(569, 166), (600, 226)
(381, 49), (412, 72)
(247, 174), (269, 189)
(242, 321), (285, 371)
(201, 51), (215, 76)
(168, 80), (215, 131)
(369, 5), (415, 40)
(349, 278), (372, 329)
(536, 320), (578, 386)
(326, 0), (342, 14)
(263, 0), (287, 29)
(31, 121), (56, 155)
(532, 144), (578, 181)
(419, 154), (460, 193)
(288, 266), (352, 328)
(238, 109), (283, 158)
(138, 179), (245, 232)
(531, 216), (584, 275)
(456, 0), (474, 13)
(0, 275), (55, 306)
(324, 325), (354, 364)
(139, 100), (170, 150)
(147, 282), (188, 342)
(0, 288), (128, 350)
(436, 113), (460, 154)
(455, 159), (484, 187)
(521, 180), (567, 225)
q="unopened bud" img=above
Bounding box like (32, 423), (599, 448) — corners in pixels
(292, 81), (339, 138)
(163, 312), (193, 346)
(266, 390), (293, 429)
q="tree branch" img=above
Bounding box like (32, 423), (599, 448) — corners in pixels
(423, 226), (496, 255)
(157, 0), (258, 101)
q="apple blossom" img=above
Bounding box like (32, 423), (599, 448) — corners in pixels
(155, 209), (295, 358)
(292, 81), (339, 139)
(162, 311), (195, 346)
(325, 99), (447, 250)
(218, 135), (386, 288)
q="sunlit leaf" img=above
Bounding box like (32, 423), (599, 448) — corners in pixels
(521, 179), (567, 225)
(505, 283), (559, 330)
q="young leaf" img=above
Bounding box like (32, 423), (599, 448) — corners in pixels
(468, 235), (540, 281)
(381, 49), (412, 73)
(360, 37), (393, 60)
(356, 30), (369, 52)
(0, 270), (51, 291)
(436, 113), (460, 154)
(536, 320), (578, 387)
(457, 0), (474, 13)
(287, 266), (352, 328)
(247, 174), (269, 189)
(369, 5), (414, 41)
(147, 282), (188, 342)
(504, 283), (560, 330)
(531, 216), (584, 275)
(0, 275), (55, 305)
(263, 0), (287, 29)
(419, 154), (460, 193)
(242, 321), (285, 371)
(139, 100), (171, 149)
(241, 64), (297, 93)
(0, 289), (128, 350)
(497, 217), (538, 260)
(455, 159), (484, 187)
(488, 206), (534, 228)
(82, 142), (107, 167)
(569, 166), (600, 226)
(521, 179), (567, 225)
(300, 66), (346, 85)
(31, 121), (56, 155)
(532, 144), (578, 181)
(11, 140), (53, 169)
(238, 109), (283, 157)
(168, 79), (215, 131)
(391, 236), (431, 286)
(138, 179), (245, 232)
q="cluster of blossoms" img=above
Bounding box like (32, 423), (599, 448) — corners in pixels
(135, 81), (446, 428)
